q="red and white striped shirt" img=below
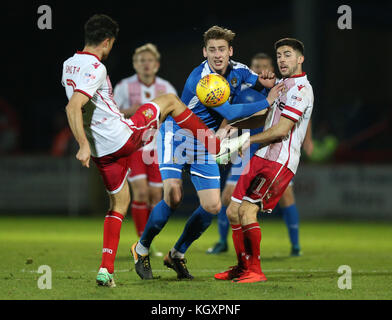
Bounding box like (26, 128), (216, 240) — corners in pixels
(255, 73), (314, 174)
(61, 51), (133, 157)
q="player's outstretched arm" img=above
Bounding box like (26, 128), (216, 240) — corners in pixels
(242, 116), (295, 152)
(65, 92), (91, 168)
(213, 82), (284, 121)
(229, 109), (269, 129)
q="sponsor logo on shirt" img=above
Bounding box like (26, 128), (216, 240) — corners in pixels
(291, 95), (302, 102)
(83, 73), (96, 84)
(142, 108), (154, 119)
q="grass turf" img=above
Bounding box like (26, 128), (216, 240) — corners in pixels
(0, 216), (391, 300)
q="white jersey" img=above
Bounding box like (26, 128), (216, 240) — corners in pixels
(255, 73), (314, 174)
(114, 74), (177, 150)
(61, 51), (132, 157)
(114, 74), (177, 108)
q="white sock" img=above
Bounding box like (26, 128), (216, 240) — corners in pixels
(136, 241), (149, 256)
(170, 248), (185, 259)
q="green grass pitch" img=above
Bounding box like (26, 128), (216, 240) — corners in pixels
(0, 216), (391, 300)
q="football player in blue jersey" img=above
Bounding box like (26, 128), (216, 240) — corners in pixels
(131, 26), (283, 280)
(206, 52), (314, 256)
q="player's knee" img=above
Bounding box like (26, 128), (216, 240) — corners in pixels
(149, 191), (162, 207)
(238, 203), (258, 224)
(111, 193), (130, 216)
(226, 203), (239, 223)
(238, 205), (248, 221)
(201, 201), (221, 215)
(164, 185), (183, 209)
(160, 93), (177, 109)
(133, 188), (149, 203)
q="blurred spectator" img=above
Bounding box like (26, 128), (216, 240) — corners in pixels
(0, 98), (20, 154)
(51, 111), (77, 157)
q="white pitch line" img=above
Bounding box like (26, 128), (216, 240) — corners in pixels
(16, 268), (392, 274)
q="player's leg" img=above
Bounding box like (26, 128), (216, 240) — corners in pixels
(214, 156), (264, 281)
(208, 144), (257, 254)
(139, 178), (182, 250)
(131, 177), (182, 280)
(164, 162), (221, 279)
(147, 161), (164, 257)
(171, 187), (221, 253)
(146, 149), (164, 208)
(279, 182), (301, 256)
(206, 183), (234, 254)
(164, 187), (221, 280)
(151, 94), (220, 155)
(232, 200), (267, 283)
(152, 94), (249, 157)
(92, 147), (134, 287)
(232, 159), (294, 283)
(129, 178), (150, 237)
(214, 200), (247, 281)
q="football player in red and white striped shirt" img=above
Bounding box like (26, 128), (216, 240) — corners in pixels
(215, 38), (314, 283)
(62, 14), (242, 287)
(114, 44), (177, 252)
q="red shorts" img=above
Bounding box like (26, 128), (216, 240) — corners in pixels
(231, 156), (294, 212)
(128, 148), (162, 186)
(91, 103), (160, 194)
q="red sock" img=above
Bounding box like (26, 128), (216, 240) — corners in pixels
(242, 223), (262, 274)
(231, 224), (248, 269)
(173, 108), (220, 155)
(131, 201), (150, 237)
(100, 211), (124, 274)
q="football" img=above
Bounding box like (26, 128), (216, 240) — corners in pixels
(196, 73), (230, 107)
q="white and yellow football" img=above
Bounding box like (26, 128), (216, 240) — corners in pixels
(196, 73), (230, 107)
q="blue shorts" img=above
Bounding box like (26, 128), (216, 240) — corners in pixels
(157, 122), (220, 191)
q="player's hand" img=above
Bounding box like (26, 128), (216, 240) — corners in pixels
(238, 135), (250, 158)
(266, 82), (285, 106)
(76, 143), (91, 168)
(216, 124), (238, 140)
(258, 70), (276, 88)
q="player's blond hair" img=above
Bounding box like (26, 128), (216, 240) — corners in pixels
(133, 43), (161, 62)
(203, 26), (236, 47)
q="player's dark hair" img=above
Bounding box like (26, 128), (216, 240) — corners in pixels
(252, 52), (273, 63)
(203, 26), (236, 47)
(274, 38), (305, 55)
(84, 14), (119, 46)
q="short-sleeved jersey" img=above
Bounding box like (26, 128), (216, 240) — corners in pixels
(114, 74), (177, 152)
(160, 59), (259, 156)
(232, 87), (265, 136)
(61, 51), (132, 157)
(113, 74), (177, 109)
(255, 73), (314, 174)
